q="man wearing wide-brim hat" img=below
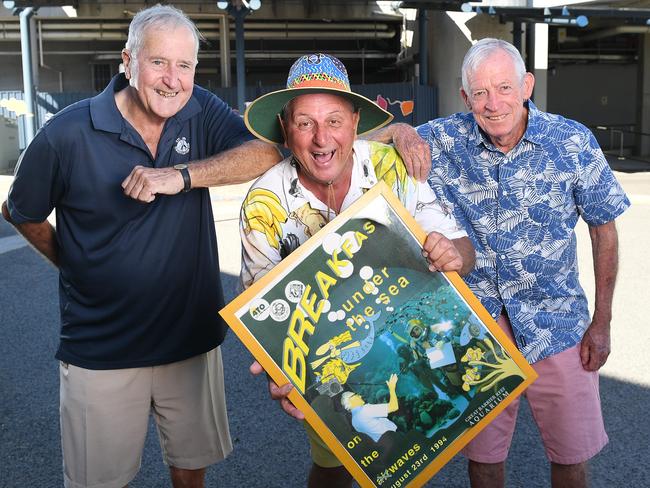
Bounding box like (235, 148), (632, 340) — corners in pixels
(240, 53), (475, 487)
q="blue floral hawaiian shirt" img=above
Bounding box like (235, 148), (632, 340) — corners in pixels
(417, 101), (630, 363)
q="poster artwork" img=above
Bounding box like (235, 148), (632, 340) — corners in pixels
(220, 182), (537, 488)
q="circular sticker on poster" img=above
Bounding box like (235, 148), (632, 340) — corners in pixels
(248, 298), (270, 321)
(284, 280), (305, 303)
(269, 299), (291, 322)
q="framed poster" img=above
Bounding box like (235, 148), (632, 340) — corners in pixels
(220, 182), (537, 488)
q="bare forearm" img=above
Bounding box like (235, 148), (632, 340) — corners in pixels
(122, 140), (284, 202)
(387, 388), (398, 413)
(365, 122), (431, 181)
(189, 140), (283, 188)
(590, 221), (619, 323)
(364, 123), (409, 144)
(2, 201), (59, 266)
(453, 237), (476, 277)
(580, 220), (618, 370)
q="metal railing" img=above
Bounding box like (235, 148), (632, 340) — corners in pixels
(592, 124), (650, 161)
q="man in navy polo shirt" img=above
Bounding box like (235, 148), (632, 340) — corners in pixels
(1, 5), (281, 488)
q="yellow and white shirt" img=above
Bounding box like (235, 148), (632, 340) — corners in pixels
(240, 140), (467, 288)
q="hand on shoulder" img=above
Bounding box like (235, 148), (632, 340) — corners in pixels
(390, 123), (431, 182)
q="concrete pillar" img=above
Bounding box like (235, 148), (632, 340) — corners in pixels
(219, 14), (231, 88)
(19, 7), (37, 147)
(429, 11), (473, 117)
(418, 9), (428, 85)
(532, 23), (548, 112)
(525, 22), (534, 73)
(234, 8), (246, 114)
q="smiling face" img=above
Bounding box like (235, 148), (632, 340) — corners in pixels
(122, 24), (197, 123)
(461, 49), (534, 153)
(281, 93), (360, 192)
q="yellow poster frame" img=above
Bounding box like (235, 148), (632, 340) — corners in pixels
(220, 181), (537, 488)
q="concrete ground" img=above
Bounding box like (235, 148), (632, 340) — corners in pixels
(1, 166), (649, 487)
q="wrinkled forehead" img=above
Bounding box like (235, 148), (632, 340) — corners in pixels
(140, 23), (198, 57)
(285, 92), (355, 117)
(466, 51), (520, 88)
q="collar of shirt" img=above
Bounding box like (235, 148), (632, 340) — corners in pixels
(282, 139), (378, 216)
(89, 73), (202, 134)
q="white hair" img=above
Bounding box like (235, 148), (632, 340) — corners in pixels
(461, 38), (527, 93)
(125, 4), (201, 81)
(341, 391), (355, 411)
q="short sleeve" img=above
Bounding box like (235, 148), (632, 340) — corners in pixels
(202, 93), (255, 154)
(574, 130), (630, 226)
(363, 403), (390, 418)
(239, 185), (286, 289)
(412, 181), (467, 239)
(7, 128), (65, 224)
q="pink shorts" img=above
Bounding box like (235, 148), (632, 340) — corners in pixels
(462, 315), (608, 465)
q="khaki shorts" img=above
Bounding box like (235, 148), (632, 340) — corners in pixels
(60, 348), (232, 488)
(462, 315), (609, 465)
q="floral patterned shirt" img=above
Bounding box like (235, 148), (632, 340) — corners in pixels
(240, 140), (467, 288)
(417, 102), (631, 363)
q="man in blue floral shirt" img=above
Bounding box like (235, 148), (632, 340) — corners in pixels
(380, 38), (629, 488)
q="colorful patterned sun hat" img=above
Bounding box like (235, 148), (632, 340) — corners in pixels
(244, 53), (393, 144)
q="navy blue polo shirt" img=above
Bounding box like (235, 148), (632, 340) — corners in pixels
(7, 74), (254, 369)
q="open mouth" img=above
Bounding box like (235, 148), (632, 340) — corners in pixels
(312, 150), (335, 164)
(155, 89), (178, 98)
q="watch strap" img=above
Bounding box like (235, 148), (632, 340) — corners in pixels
(178, 166), (191, 192)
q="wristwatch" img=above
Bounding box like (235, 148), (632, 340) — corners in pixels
(173, 164), (192, 193)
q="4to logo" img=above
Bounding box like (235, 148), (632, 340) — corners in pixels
(249, 297), (290, 322)
(249, 298), (270, 321)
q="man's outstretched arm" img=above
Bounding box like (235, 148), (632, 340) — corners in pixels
(122, 140), (283, 202)
(386, 374), (399, 414)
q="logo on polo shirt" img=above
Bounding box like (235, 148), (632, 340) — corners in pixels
(175, 137), (190, 155)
